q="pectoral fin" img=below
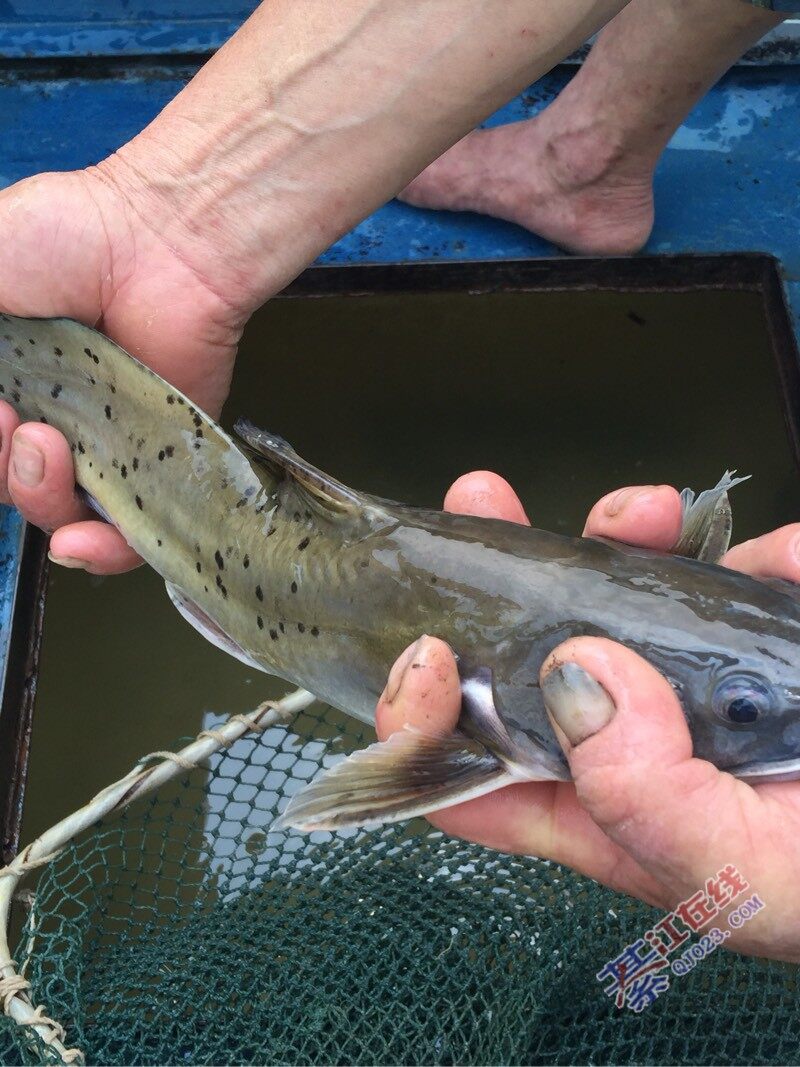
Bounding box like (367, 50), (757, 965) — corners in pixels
(674, 470), (750, 563)
(273, 728), (515, 832)
(165, 581), (268, 673)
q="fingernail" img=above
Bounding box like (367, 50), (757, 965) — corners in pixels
(604, 486), (653, 517)
(382, 635), (428, 704)
(48, 551), (89, 570)
(11, 435), (44, 487)
(542, 662), (616, 747)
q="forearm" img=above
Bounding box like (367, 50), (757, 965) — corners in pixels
(99, 0), (627, 314)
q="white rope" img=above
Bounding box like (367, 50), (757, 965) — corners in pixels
(0, 687), (315, 1066)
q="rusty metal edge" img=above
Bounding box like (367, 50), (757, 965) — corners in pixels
(0, 525), (48, 866)
(279, 252), (776, 300)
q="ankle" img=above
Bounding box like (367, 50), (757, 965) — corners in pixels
(543, 118), (633, 193)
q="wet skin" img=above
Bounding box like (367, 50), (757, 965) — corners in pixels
(376, 474), (800, 962)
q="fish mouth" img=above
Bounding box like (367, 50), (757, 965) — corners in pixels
(732, 756), (800, 784)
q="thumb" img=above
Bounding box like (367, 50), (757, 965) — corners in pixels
(540, 637), (751, 896)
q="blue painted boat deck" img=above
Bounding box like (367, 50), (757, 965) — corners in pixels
(0, 19), (799, 704)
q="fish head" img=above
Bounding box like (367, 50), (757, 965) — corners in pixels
(659, 576), (800, 782)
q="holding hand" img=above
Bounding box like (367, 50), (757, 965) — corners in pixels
(0, 168), (247, 573)
(376, 472), (800, 962)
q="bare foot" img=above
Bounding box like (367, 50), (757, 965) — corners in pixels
(398, 114), (655, 256)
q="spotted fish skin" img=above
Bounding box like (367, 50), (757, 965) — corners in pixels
(4, 313), (800, 812)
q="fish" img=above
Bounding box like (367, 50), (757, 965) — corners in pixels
(2, 312), (800, 834)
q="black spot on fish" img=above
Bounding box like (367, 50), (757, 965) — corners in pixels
(297, 537), (310, 551)
(293, 511), (301, 521)
(236, 497), (248, 508)
(54, 347), (62, 357)
(255, 585), (263, 601)
(196, 561), (202, 573)
(88, 377), (96, 386)
(297, 622), (306, 634)
(0, 385), (5, 394)
(193, 442), (201, 450)
(13, 347), (23, 358)
(88, 462), (92, 468)
(193, 414), (202, 428)
(112, 459), (119, 469)
(290, 581), (297, 594)
(51, 383), (62, 399)
(120, 464), (127, 479)
(216, 574), (227, 598)
(204, 585), (208, 593)
(278, 622), (285, 634)
(165, 445), (174, 458)
(194, 543), (201, 553)
(158, 450), (165, 461)
(109, 383), (116, 394)
(243, 555), (250, 569)
(12, 377), (20, 388)
(177, 397), (185, 406)
(104, 405), (112, 420)
(132, 457), (139, 471)
(269, 626), (279, 640)
(267, 527), (276, 537)
(99, 472), (104, 479)
(40, 416), (48, 425)
(157, 539), (162, 547)
(77, 441), (85, 454)
(27, 338), (35, 345)
(195, 428), (203, 439)
(11, 391), (20, 403)
(215, 550), (224, 570)
(135, 495), (143, 510)
(311, 626), (319, 637)
(166, 395), (175, 405)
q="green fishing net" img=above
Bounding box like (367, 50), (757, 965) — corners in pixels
(2, 699), (800, 1067)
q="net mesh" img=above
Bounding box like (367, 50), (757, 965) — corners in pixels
(2, 701), (800, 1067)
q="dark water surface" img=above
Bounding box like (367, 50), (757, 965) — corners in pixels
(20, 287), (800, 843)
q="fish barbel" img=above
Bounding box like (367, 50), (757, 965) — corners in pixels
(2, 313), (800, 832)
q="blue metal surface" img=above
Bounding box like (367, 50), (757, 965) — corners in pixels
(0, 48), (799, 696)
(0, 2), (258, 57)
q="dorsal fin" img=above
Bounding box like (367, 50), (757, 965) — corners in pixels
(233, 417), (362, 510)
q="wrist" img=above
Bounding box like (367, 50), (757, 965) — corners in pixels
(92, 114), (283, 321)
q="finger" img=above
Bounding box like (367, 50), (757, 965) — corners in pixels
(583, 484), (682, 551)
(376, 635), (461, 741)
(0, 401), (20, 504)
(722, 524), (800, 583)
(7, 423), (89, 531)
(539, 637), (765, 900)
(50, 521), (142, 574)
(444, 471), (530, 524)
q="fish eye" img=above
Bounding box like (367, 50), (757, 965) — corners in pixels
(712, 675), (775, 726)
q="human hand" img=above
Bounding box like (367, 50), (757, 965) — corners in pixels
(376, 472), (800, 961)
(0, 166), (248, 573)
